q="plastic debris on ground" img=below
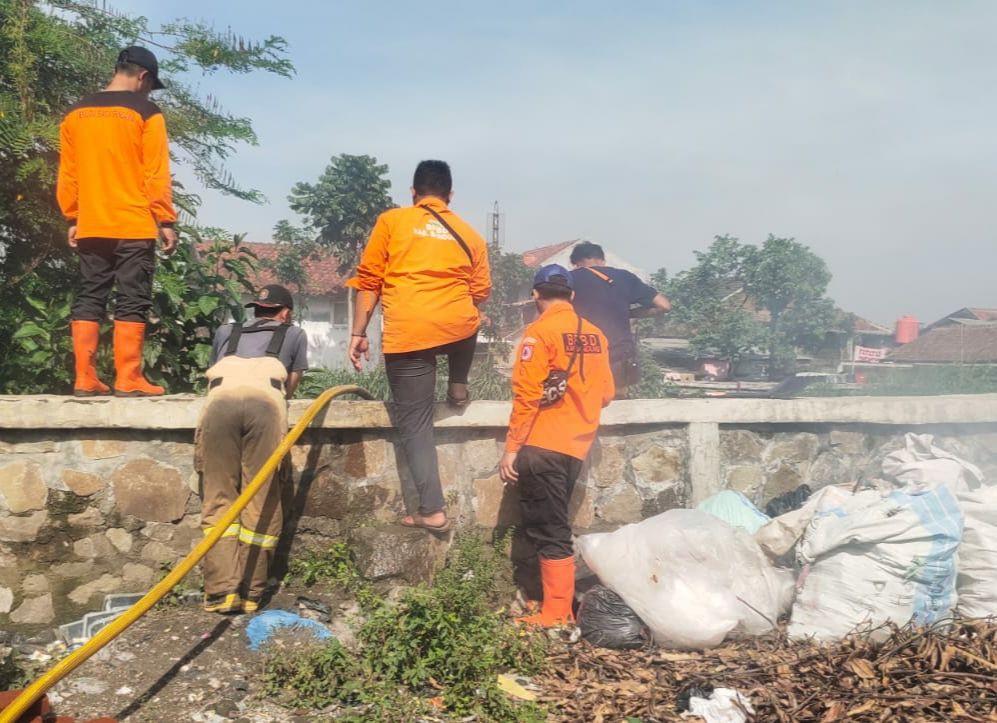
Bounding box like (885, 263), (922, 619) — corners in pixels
(763, 483), (812, 518)
(882, 432), (984, 492)
(496, 673), (538, 701)
(695, 490), (770, 534)
(59, 593), (145, 649)
(680, 687), (753, 723)
(577, 509), (793, 649)
(577, 585), (649, 650)
(244, 609), (334, 651)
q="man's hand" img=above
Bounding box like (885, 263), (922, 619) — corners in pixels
(67, 226), (78, 249)
(159, 226), (178, 255)
(499, 451), (519, 484)
(348, 335), (370, 371)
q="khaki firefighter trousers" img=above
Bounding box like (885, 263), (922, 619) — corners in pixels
(196, 356), (288, 600)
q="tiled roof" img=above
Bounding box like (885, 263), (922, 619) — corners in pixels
(888, 323), (997, 363)
(203, 241), (348, 297)
(521, 241), (577, 268)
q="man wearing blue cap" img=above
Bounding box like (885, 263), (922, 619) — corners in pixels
(500, 264), (615, 627)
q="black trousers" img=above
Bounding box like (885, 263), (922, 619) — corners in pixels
(72, 238), (156, 322)
(516, 445), (583, 560)
(384, 332), (477, 515)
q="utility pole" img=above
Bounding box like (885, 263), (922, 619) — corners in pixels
(490, 201), (501, 247)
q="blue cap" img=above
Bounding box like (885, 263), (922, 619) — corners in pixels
(533, 263), (573, 290)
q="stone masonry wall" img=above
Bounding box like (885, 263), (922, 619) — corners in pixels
(2, 394), (996, 632)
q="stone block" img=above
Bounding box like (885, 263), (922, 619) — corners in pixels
(141, 540), (177, 564)
(122, 563), (156, 587)
(10, 593), (54, 625)
(22, 574), (49, 596)
(81, 439), (128, 459)
(140, 522), (176, 542)
(73, 533), (115, 560)
(53, 561), (95, 579)
(0, 461), (48, 513)
(464, 437), (501, 477)
(806, 452), (856, 490)
(348, 524), (448, 584)
(68, 574), (123, 606)
(592, 438), (627, 488)
(721, 429), (766, 463)
(437, 443), (462, 493)
(111, 459), (189, 523)
(342, 439), (389, 479)
(61, 470), (105, 497)
(0, 511), (47, 542)
(763, 433), (820, 466)
(302, 470), (351, 518)
(828, 430), (867, 456)
(296, 516), (342, 538)
(472, 474), (519, 528)
(764, 464), (804, 500)
(68, 507), (104, 529)
(0, 586), (12, 614)
(631, 444), (683, 487)
(568, 481), (595, 529)
(726, 465), (765, 496)
(106, 528), (134, 553)
(0, 440), (56, 454)
(596, 485), (643, 524)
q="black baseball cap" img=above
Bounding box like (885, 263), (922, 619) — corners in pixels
(245, 284), (294, 310)
(118, 46), (165, 91)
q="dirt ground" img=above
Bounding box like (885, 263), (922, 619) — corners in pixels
(41, 584), (353, 723)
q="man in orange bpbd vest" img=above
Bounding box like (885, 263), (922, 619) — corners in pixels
(57, 46), (178, 397)
(499, 264), (615, 627)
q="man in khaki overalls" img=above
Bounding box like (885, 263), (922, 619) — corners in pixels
(197, 284), (308, 614)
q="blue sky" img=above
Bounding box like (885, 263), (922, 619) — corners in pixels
(116, 0), (996, 324)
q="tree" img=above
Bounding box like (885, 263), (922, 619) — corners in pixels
(665, 234), (835, 377)
(665, 235), (766, 364)
(0, 0), (292, 393)
(743, 235), (835, 377)
(275, 154), (395, 275)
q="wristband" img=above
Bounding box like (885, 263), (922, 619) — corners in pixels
(351, 333), (367, 338)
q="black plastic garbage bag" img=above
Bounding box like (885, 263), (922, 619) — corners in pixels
(577, 585), (649, 649)
(764, 484), (812, 518)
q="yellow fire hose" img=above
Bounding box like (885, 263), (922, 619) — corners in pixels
(0, 384), (373, 723)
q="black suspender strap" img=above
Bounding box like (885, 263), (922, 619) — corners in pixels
(419, 205), (474, 263)
(585, 267), (614, 284)
(264, 323), (291, 357)
(223, 320), (291, 358)
(224, 323), (243, 356)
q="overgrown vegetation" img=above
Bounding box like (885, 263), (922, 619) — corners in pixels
(0, 647), (33, 691)
(0, 0), (291, 393)
(266, 534), (547, 721)
(805, 365), (997, 397)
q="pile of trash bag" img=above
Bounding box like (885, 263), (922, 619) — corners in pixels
(577, 585), (649, 650)
(574, 431), (996, 651)
(577, 509), (794, 650)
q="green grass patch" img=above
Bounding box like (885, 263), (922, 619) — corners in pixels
(265, 533), (547, 721)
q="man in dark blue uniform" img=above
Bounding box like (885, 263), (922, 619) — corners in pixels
(569, 242), (671, 398)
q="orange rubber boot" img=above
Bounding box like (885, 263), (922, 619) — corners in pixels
(113, 320), (164, 397)
(71, 320), (110, 396)
(516, 556), (575, 627)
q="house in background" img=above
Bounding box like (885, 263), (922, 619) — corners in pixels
(521, 240), (651, 281)
(887, 321), (997, 366)
(236, 242), (382, 370)
(924, 307), (997, 332)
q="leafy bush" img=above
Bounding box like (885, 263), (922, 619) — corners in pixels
(287, 542), (380, 611)
(264, 534), (546, 721)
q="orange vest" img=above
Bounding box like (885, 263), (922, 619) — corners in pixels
(347, 197), (491, 354)
(57, 90), (176, 239)
(506, 301), (615, 460)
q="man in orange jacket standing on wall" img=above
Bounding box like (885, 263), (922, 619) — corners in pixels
(348, 161), (491, 532)
(500, 264), (615, 627)
(57, 46), (178, 397)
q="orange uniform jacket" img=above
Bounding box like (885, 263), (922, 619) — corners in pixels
(57, 90), (177, 239)
(506, 300), (615, 460)
(348, 197), (491, 354)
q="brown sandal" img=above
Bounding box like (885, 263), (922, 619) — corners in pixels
(400, 514), (453, 533)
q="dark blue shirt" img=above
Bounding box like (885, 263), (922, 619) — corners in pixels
(570, 266), (658, 362)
